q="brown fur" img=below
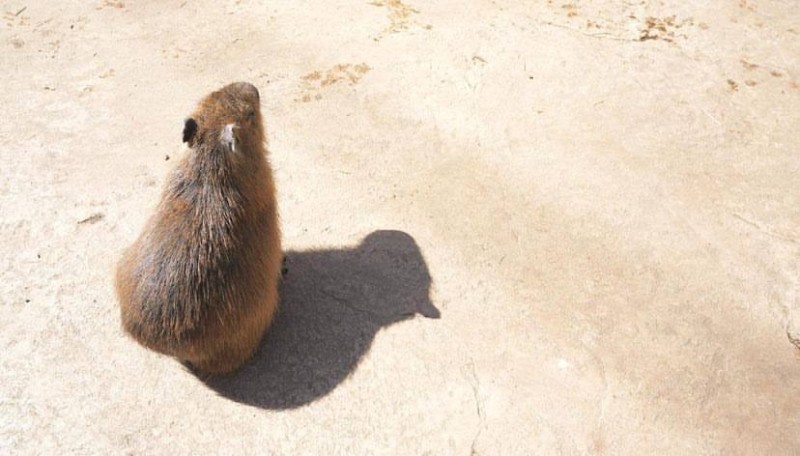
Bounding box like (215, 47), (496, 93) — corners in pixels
(114, 82), (282, 375)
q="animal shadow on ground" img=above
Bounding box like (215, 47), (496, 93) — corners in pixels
(200, 230), (440, 409)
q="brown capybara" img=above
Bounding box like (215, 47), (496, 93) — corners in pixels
(115, 82), (282, 375)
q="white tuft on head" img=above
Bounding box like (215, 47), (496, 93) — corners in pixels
(221, 123), (237, 152)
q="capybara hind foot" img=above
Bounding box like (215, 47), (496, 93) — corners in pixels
(184, 340), (262, 376)
(186, 352), (252, 376)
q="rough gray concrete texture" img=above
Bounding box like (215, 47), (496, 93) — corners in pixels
(1, 0), (799, 454)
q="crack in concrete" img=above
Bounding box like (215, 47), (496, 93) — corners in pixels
(466, 360), (485, 455)
(581, 341), (611, 454)
(733, 213), (798, 245)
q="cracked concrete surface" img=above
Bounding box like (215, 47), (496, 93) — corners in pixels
(1, 0), (799, 454)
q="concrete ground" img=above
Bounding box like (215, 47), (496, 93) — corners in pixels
(2, 0), (799, 454)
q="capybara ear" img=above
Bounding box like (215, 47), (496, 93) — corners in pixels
(183, 118), (198, 145)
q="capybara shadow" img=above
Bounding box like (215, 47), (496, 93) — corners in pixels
(200, 230), (440, 409)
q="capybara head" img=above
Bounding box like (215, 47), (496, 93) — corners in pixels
(182, 81), (265, 156)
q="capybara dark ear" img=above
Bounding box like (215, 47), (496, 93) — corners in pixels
(183, 118), (198, 144)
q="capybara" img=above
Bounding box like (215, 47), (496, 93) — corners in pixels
(115, 82), (282, 375)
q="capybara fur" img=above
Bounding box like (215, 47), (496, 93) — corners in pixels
(114, 82), (282, 375)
